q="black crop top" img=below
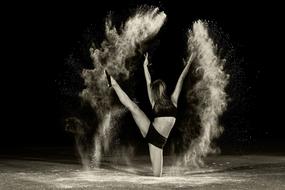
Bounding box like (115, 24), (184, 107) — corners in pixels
(152, 102), (177, 118)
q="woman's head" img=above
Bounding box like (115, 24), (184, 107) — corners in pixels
(151, 79), (174, 113)
(151, 79), (167, 103)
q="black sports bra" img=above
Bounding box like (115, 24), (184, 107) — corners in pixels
(152, 103), (177, 118)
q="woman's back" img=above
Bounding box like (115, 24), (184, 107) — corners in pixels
(152, 100), (177, 138)
(152, 117), (176, 138)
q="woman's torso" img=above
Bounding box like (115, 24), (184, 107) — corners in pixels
(152, 117), (176, 138)
(152, 100), (177, 138)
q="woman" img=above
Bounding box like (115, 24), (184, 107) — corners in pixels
(105, 53), (195, 176)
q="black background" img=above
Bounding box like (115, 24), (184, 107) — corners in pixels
(2, 1), (284, 154)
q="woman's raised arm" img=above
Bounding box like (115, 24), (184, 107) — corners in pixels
(143, 53), (154, 107)
(171, 53), (196, 107)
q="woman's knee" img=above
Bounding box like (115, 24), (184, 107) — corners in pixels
(128, 104), (150, 137)
(153, 170), (162, 177)
(152, 162), (162, 177)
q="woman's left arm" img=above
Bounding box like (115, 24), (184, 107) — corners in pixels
(171, 53), (196, 107)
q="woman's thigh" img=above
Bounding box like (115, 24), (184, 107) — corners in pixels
(129, 104), (150, 137)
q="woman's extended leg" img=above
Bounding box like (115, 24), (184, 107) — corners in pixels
(109, 75), (163, 177)
(110, 76), (150, 137)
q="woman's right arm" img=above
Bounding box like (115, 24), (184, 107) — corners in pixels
(143, 53), (154, 107)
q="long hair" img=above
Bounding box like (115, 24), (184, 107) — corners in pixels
(151, 79), (174, 113)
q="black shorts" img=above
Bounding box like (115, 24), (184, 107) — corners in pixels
(145, 124), (167, 149)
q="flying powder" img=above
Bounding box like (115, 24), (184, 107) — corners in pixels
(79, 7), (166, 168)
(177, 20), (229, 167)
(66, 7), (229, 171)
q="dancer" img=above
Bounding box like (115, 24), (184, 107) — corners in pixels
(105, 52), (195, 176)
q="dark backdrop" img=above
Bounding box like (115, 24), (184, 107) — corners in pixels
(2, 1), (284, 154)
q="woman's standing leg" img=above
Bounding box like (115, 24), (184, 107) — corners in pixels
(148, 144), (163, 177)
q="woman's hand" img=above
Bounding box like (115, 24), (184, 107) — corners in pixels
(188, 52), (196, 64)
(143, 53), (149, 67)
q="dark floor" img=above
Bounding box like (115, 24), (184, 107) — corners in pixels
(0, 147), (285, 189)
